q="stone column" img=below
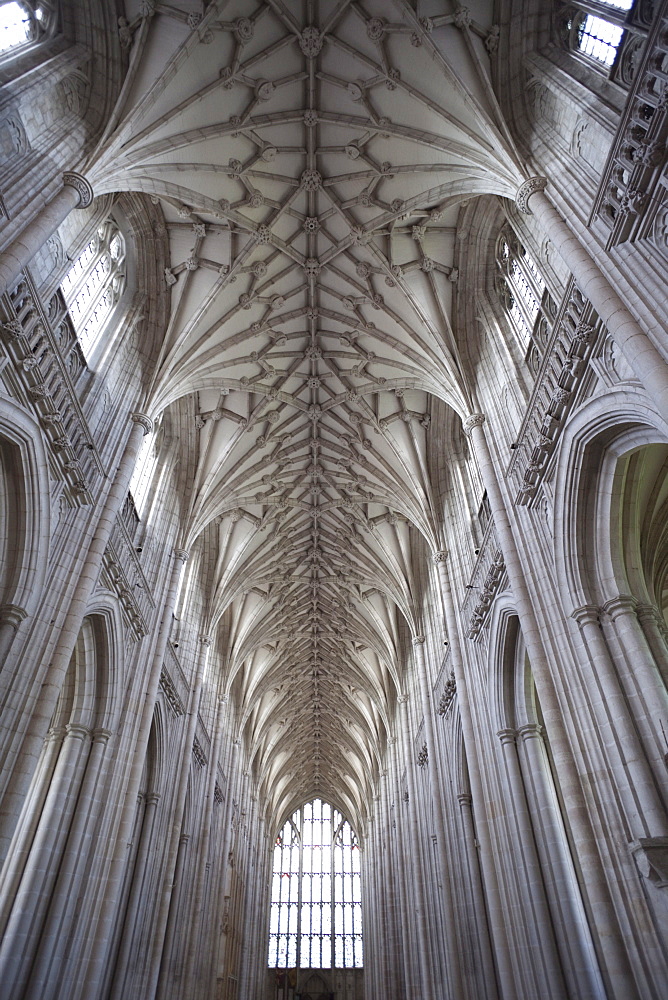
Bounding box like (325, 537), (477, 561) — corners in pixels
(178, 691), (229, 998)
(148, 633), (213, 997)
(411, 635), (464, 1000)
(516, 177), (668, 419)
(385, 736), (413, 1000)
(0, 173), (94, 296)
(433, 550), (509, 1000)
(0, 412), (153, 864)
(86, 546), (189, 1000)
(571, 605), (666, 835)
(388, 728), (420, 998)
(0, 722), (92, 992)
(107, 790), (161, 998)
(635, 604), (668, 688)
(603, 596), (668, 764)
(457, 793), (500, 1000)
(516, 724), (606, 1000)
(398, 694), (437, 1000)
(0, 604), (28, 667)
(158, 832), (190, 994)
(210, 739), (241, 996)
(496, 727), (568, 997)
(463, 413), (638, 996)
(26, 727), (114, 1000)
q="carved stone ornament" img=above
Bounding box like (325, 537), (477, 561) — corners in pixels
(62, 172), (94, 209)
(453, 6), (472, 29)
(131, 412), (153, 435)
(300, 26), (324, 58)
(462, 412), (485, 436)
(515, 176), (547, 215)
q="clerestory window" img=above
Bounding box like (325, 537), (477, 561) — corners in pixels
(60, 219), (126, 362)
(268, 798), (363, 971)
(495, 228), (558, 377)
(558, 0), (633, 69)
(0, 1), (56, 55)
(496, 229), (545, 348)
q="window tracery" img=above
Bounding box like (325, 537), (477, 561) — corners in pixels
(268, 798), (362, 971)
(0, 1), (56, 55)
(60, 220), (126, 360)
(558, 0), (633, 70)
(496, 230), (546, 350)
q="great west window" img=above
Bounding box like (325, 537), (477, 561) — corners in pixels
(268, 798), (363, 970)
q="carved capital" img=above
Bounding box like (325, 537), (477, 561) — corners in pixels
(397, 694), (408, 705)
(517, 723), (543, 743)
(433, 549), (448, 563)
(457, 792), (472, 807)
(515, 176), (547, 215)
(63, 172), (94, 209)
(65, 723), (92, 741)
(635, 603), (664, 628)
(412, 635), (426, 645)
(0, 604), (28, 630)
(131, 412), (153, 436)
(173, 548), (189, 563)
(602, 594), (637, 621)
(146, 792), (161, 806)
(496, 727), (517, 746)
(387, 736), (397, 746)
(462, 412), (485, 436)
(571, 604), (601, 628)
(199, 634), (213, 646)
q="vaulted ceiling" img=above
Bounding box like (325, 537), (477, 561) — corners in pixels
(90, 0), (525, 830)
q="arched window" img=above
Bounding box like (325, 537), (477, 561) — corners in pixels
(268, 798), (363, 971)
(60, 219), (126, 361)
(558, 0), (633, 68)
(0, 1), (56, 55)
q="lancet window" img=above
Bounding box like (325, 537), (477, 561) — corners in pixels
(60, 219), (126, 360)
(268, 798), (363, 971)
(0, 1), (56, 55)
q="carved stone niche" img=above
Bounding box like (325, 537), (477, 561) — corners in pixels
(631, 837), (668, 888)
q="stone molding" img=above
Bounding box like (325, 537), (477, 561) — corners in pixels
(62, 172), (94, 209)
(462, 412), (485, 436)
(515, 176), (547, 215)
(131, 412), (153, 435)
(0, 604), (28, 630)
(467, 551), (505, 640)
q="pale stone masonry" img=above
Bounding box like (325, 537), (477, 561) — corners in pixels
(0, 1), (667, 999)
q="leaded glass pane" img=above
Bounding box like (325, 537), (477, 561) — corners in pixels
(267, 798), (363, 969)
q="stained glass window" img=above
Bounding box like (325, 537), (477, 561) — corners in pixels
(61, 220), (126, 361)
(268, 798), (363, 970)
